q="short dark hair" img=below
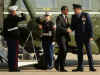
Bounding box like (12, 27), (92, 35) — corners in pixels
(44, 14), (49, 17)
(61, 6), (68, 11)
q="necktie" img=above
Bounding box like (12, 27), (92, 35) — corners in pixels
(65, 16), (69, 26)
(65, 16), (68, 23)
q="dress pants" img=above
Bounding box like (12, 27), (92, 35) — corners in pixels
(76, 40), (94, 69)
(56, 36), (68, 70)
(7, 40), (19, 71)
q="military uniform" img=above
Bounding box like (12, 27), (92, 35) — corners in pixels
(3, 11), (26, 71)
(71, 12), (95, 71)
(40, 20), (55, 69)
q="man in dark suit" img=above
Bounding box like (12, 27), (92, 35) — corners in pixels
(55, 6), (70, 72)
(69, 4), (96, 72)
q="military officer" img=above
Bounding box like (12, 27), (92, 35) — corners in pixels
(3, 5), (26, 72)
(55, 6), (70, 72)
(39, 14), (55, 69)
(69, 4), (96, 72)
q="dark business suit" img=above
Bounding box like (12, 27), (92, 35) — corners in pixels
(55, 14), (70, 70)
(70, 12), (95, 69)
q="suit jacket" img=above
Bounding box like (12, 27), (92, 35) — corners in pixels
(56, 14), (70, 41)
(70, 12), (93, 42)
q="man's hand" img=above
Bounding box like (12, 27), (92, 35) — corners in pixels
(39, 25), (42, 30)
(67, 28), (72, 32)
(53, 25), (56, 31)
(52, 42), (56, 45)
(90, 38), (94, 41)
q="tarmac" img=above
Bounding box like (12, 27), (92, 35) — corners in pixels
(0, 53), (100, 72)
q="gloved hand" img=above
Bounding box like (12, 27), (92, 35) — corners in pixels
(21, 13), (26, 20)
(52, 42), (56, 46)
(21, 13), (25, 17)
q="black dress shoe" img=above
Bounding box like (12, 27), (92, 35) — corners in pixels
(72, 68), (83, 72)
(90, 68), (96, 72)
(9, 69), (20, 72)
(54, 63), (59, 71)
(54, 66), (59, 71)
(16, 69), (21, 72)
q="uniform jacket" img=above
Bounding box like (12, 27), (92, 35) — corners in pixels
(70, 12), (93, 42)
(3, 14), (26, 40)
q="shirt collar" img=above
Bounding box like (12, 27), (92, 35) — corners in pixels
(76, 12), (82, 18)
(62, 14), (67, 19)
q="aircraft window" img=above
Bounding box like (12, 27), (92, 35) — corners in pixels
(35, 0), (57, 8)
(82, 0), (91, 9)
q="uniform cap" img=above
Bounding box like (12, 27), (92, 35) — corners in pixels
(9, 5), (18, 11)
(73, 4), (82, 9)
